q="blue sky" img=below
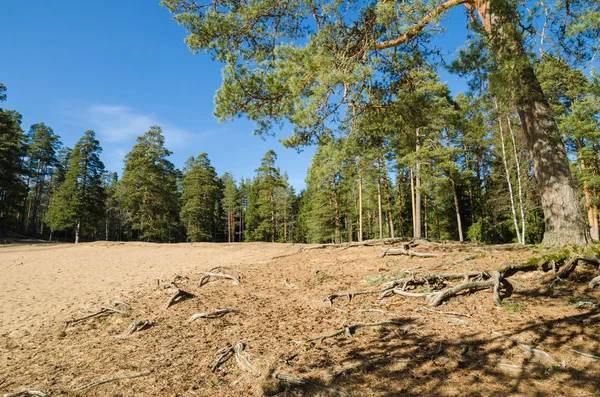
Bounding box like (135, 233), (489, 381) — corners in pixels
(0, 1), (468, 190)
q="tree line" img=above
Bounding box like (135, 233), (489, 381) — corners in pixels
(1, 54), (600, 245)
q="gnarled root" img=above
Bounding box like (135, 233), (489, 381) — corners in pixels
(198, 267), (241, 287)
(295, 321), (404, 344)
(211, 342), (261, 376)
(3, 391), (48, 397)
(188, 309), (235, 323)
(165, 289), (194, 309)
(114, 320), (153, 339)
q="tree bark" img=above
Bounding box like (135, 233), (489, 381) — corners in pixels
(358, 156), (364, 242)
(450, 175), (464, 242)
(381, 159), (395, 239)
(75, 220), (80, 244)
(469, 0), (587, 245)
(414, 128), (422, 239)
(376, 157), (383, 239)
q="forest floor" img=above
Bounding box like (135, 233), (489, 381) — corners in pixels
(0, 240), (599, 396)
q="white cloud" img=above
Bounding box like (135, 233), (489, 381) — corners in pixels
(85, 104), (209, 149)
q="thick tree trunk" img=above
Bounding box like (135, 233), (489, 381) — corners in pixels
(470, 0), (587, 245)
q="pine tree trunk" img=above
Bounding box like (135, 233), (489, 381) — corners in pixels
(410, 167), (416, 236)
(377, 157), (383, 239)
(497, 101), (522, 244)
(334, 190), (341, 244)
(358, 156), (363, 242)
(470, 0), (587, 245)
(396, 166), (405, 236)
(507, 114), (526, 243)
(450, 176), (464, 242)
(75, 220), (80, 244)
(381, 160), (395, 238)
(414, 128), (422, 239)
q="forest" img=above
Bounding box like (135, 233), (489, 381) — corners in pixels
(1, 0), (599, 247)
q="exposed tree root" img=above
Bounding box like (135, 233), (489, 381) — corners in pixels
(327, 289), (387, 306)
(198, 268), (241, 287)
(494, 332), (556, 362)
(74, 370), (152, 391)
(269, 372), (308, 385)
(326, 356), (389, 383)
(114, 320), (153, 339)
(379, 247), (442, 259)
(295, 321), (404, 344)
(416, 306), (472, 318)
(283, 279), (297, 289)
(3, 391), (48, 397)
(165, 288), (194, 309)
(571, 348), (600, 360)
(188, 309), (235, 322)
(65, 304), (129, 328)
(589, 276), (600, 289)
(211, 342), (261, 376)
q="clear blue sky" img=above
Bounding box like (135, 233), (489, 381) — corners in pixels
(0, 1), (468, 190)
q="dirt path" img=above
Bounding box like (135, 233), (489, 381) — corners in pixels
(0, 241), (598, 396)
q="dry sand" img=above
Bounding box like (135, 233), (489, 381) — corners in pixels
(0, 241), (599, 396)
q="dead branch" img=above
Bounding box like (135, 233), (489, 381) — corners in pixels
(74, 370), (152, 391)
(114, 320), (153, 339)
(416, 306), (472, 318)
(571, 348), (600, 360)
(3, 391), (48, 397)
(379, 247), (442, 258)
(295, 321), (404, 344)
(65, 306), (128, 328)
(165, 288), (194, 309)
(188, 309), (235, 323)
(198, 271), (240, 287)
(211, 342), (261, 376)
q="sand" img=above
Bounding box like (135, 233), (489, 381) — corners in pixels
(0, 241), (599, 396)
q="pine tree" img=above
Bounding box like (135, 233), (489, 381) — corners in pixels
(121, 126), (180, 242)
(0, 83), (27, 236)
(221, 173), (238, 243)
(180, 153), (220, 242)
(45, 130), (106, 243)
(24, 122), (61, 237)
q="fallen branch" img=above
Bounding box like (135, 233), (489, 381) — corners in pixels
(198, 271), (240, 287)
(556, 255), (579, 279)
(114, 320), (153, 339)
(295, 321), (404, 344)
(211, 342), (261, 376)
(165, 289), (194, 309)
(74, 370), (152, 391)
(188, 309), (235, 323)
(571, 349), (600, 360)
(3, 391), (48, 397)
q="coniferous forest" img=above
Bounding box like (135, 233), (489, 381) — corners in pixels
(1, 1), (599, 247)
